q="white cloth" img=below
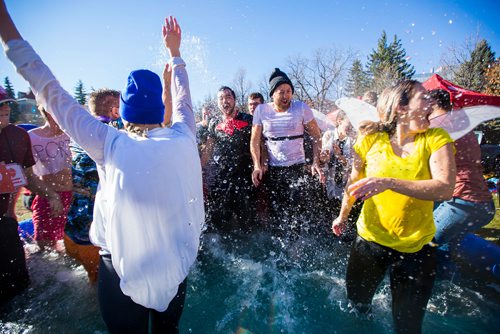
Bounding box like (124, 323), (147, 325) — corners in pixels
(28, 130), (71, 176)
(252, 100), (314, 166)
(321, 129), (354, 200)
(429, 106), (500, 140)
(6, 40), (204, 312)
(321, 129), (336, 152)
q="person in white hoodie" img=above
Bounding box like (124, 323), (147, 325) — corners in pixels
(0, 3), (204, 332)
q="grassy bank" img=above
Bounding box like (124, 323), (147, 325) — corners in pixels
(475, 193), (500, 244)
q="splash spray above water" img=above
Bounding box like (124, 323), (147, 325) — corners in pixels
(151, 32), (219, 100)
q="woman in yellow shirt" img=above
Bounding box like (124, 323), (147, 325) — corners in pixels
(332, 80), (455, 334)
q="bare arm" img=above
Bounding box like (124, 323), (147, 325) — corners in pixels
(260, 139), (269, 174)
(24, 167), (63, 216)
(163, 17), (196, 134)
(162, 63), (173, 127)
(200, 137), (214, 168)
(304, 119), (325, 183)
(332, 151), (364, 236)
(250, 125), (264, 187)
(348, 143), (456, 201)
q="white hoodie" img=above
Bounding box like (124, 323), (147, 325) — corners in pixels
(6, 40), (204, 312)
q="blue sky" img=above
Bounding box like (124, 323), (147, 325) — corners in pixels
(1, 0), (498, 105)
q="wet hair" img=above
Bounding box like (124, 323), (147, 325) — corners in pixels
(217, 86), (236, 99)
(362, 91), (378, 107)
(359, 80), (422, 136)
(429, 89), (452, 112)
(124, 122), (151, 138)
(88, 88), (120, 117)
(248, 92), (264, 104)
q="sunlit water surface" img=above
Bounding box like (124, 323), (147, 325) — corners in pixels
(1, 231), (499, 334)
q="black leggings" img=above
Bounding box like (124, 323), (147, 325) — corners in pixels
(346, 236), (436, 334)
(0, 216), (30, 304)
(97, 255), (187, 334)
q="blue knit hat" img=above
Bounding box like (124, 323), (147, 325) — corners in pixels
(119, 69), (164, 124)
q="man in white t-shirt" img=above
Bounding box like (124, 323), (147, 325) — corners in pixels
(250, 68), (324, 237)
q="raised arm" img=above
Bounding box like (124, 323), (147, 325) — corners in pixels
(0, 0), (108, 164)
(162, 63), (173, 127)
(163, 16), (196, 134)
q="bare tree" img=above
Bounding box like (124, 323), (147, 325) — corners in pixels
(440, 33), (480, 81)
(286, 46), (354, 113)
(232, 68), (252, 113)
(440, 35), (496, 92)
(257, 74), (270, 103)
(194, 93), (217, 122)
(370, 64), (405, 94)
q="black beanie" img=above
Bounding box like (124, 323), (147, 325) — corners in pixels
(269, 68), (294, 98)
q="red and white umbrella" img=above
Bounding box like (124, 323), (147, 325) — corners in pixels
(423, 74), (500, 140)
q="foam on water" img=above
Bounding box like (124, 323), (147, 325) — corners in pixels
(1, 231), (499, 333)
(0, 247), (106, 334)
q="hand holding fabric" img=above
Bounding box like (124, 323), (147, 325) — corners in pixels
(47, 192), (63, 217)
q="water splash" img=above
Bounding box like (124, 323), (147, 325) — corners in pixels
(151, 32), (218, 90)
(1, 230), (498, 333)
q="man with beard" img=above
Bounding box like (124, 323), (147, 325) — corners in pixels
(250, 68), (324, 239)
(201, 86), (255, 233)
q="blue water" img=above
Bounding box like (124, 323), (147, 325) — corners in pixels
(1, 231), (499, 333)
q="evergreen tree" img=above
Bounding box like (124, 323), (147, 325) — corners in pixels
(74, 80), (87, 105)
(390, 35), (415, 79)
(344, 59), (370, 97)
(366, 31), (415, 93)
(3, 77), (15, 98)
(454, 39), (495, 92)
(4, 76), (20, 123)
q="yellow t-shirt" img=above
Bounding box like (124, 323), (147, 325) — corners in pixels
(354, 127), (453, 253)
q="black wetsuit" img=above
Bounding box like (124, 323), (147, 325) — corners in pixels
(205, 112), (255, 233)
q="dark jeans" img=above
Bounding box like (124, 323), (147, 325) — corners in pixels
(98, 254), (187, 334)
(0, 216), (30, 304)
(346, 236), (436, 334)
